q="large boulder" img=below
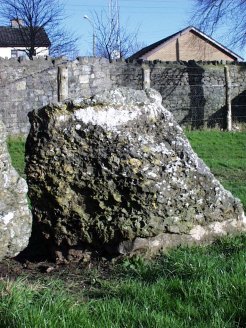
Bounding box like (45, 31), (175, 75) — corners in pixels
(0, 121), (32, 261)
(26, 88), (245, 260)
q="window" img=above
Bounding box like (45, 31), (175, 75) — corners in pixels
(11, 49), (28, 58)
(11, 49), (18, 58)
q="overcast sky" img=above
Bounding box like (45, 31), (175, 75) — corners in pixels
(62, 0), (245, 59)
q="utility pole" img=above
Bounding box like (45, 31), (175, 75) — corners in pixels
(84, 15), (96, 56)
(108, 0), (119, 29)
(108, 0), (120, 59)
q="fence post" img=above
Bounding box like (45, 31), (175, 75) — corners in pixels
(142, 64), (150, 89)
(58, 65), (68, 102)
(224, 65), (232, 131)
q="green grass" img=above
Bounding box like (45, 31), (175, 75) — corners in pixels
(186, 131), (246, 209)
(0, 234), (246, 328)
(7, 136), (26, 178)
(2, 131), (246, 328)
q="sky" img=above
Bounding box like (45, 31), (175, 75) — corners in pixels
(62, 0), (245, 59)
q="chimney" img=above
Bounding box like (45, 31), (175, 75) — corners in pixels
(11, 19), (24, 28)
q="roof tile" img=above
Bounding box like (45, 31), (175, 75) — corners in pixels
(0, 26), (51, 47)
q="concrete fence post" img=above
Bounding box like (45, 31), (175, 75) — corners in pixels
(58, 65), (68, 102)
(142, 65), (151, 89)
(224, 65), (232, 131)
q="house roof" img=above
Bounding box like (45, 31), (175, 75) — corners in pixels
(0, 26), (51, 48)
(129, 26), (244, 61)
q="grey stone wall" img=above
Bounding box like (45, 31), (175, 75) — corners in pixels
(149, 60), (246, 129)
(0, 56), (245, 134)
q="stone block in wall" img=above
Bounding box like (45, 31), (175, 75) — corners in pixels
(79, 75), (90, 84)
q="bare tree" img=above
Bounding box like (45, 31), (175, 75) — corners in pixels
(0, 0), (78, 59)
(191, 0), (246, 48)
(49, 27), (79, 59)
(91, 6), (143, 61)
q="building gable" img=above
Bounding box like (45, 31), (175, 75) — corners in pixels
(129, 26), (243, 62)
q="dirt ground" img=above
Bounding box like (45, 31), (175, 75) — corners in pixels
(0, 251), (117, 291)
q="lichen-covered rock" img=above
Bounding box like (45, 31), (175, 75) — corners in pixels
(0, 121), (32, 261)
(26, 88), (245, 259)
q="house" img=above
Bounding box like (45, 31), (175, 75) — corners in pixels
(129, 26), (243, 62)
(0, 19), (51, 59)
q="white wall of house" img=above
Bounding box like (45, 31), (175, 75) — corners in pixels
(35, 47), (49, 57)
(0, 46), (49, 58)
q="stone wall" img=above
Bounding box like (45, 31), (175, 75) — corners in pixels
(0, 56), (245, 134)
(149, 61), (246, 129)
